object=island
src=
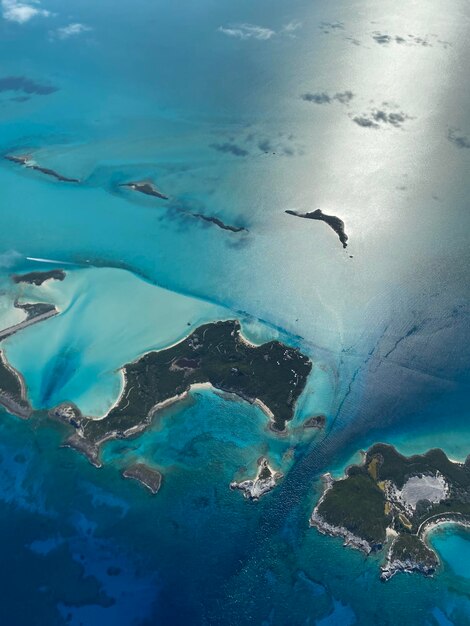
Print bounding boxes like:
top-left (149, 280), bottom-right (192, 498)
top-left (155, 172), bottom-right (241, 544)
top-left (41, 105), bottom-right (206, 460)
top-left (12, 269), bottom-right (66, 286)
top-left (119, 180), bottom-right (168, 200)
top-left (53, 320), bottom-right (312, 467)
top-left (191, 213), bottom-right (247, 233)
top-left (303, 414), bottom-right (326, 429)
top-left (0, 301), bottom-right (59, 342)
top-left (230, 457), bottom-right (283, 500)
top-left (122, 463), bottom-right (162, 494)
top-left (0, 350), bottom-right (32, 419)
top-left (310, 444), bottom-right (470, 580)
top-left (286, 209), bottom-right (348, 248)
top-left (5, 154), bottom-right (80, 183)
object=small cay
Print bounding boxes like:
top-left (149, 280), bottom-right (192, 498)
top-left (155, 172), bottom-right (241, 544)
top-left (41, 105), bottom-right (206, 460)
top-left (286, 209), bottom-right (348, 248)
top-left (120, 180), bottom-right (168, 200)
top-left (192, 213), bottom-right (247, 233)
top-left (122, 463), bottom-right (163, 494)
top-left (13, 269), bottom-right (66, 286)
top-left (230, 457), bottom-right (283, 500)
top-left (5, 154), bottom-right (80, 183)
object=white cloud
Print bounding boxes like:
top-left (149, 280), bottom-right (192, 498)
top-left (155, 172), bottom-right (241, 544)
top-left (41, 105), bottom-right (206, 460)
top-left (218, 20), bottom-right (302, 41)
top-left (218, 23), bottom-right (275, 41)
top-left (2, 0), bottom-right (51, 23)
top-left (53, 22), bottom-right (92, 39)
top-left (282, 20), bottom-right (302, 35)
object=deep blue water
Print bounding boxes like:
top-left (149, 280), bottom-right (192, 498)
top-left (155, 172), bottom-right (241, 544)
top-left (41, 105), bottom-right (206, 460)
top-left (0, 0), bottom-right (469, 624)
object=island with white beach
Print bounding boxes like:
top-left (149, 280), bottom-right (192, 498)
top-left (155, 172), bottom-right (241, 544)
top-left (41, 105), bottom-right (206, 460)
top-left (310, 444), bottom-right (470, 580)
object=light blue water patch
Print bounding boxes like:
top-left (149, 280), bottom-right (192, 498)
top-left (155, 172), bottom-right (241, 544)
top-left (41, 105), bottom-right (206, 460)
top-left (3, 266), bottom-right (229, 414)
top-left (429, 525), bottom-right (470, 580)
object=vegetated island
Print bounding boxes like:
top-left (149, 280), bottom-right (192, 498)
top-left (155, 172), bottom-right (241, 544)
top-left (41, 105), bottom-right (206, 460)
top-left (119, 180), bottom-right (168, 200)
top-left (310, 443), bottom-right (470, 581)
top-left (286, 209), bottom-right (348, 248)
top-left (122, 463), bottom-right (162, 494)
top-left (303, 414), bottom-right (326, 429)
top-left (5, 154), bottom-right (80, 183)
top-left (191, 213), bottom-right (247, 233)
top-left (51, 320), bottom-right (312, 468)
top-left (13, 269), bottom-right (66, 286)
top-left (0, 300), bottom-right (59, 342)
top-left (0, 350), bottom-right (32, 418)
top-left (230, 456), bottom-right (283, 500)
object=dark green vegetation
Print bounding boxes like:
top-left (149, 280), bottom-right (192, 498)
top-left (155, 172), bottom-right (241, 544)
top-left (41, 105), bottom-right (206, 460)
top-left (313, 444), bottom-right (470, 578)
top-left (366, 443), bottom-right (470, 490)
top-left (317, 472), bottom-right (387, 546)
top-left (13, 269), bottom-right (65, 285)
top-left (82, 320), bottom-right (311, 445)
top-left (0, 351), bottom-right (32, 418)
top-left (390, 534), bottom-right (437, 570)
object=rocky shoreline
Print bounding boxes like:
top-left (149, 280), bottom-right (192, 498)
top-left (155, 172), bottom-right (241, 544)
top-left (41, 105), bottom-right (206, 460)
top-left (122, 463), bottom-right (162, 494)
top-left (230, 457), bottom-right (283, 501)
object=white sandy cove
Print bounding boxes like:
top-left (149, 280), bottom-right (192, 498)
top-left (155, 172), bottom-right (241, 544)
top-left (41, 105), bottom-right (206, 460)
top-left (94, 375), bottom-right (276, 427)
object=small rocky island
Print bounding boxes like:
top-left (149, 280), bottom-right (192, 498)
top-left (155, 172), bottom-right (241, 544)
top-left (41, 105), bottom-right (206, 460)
top-left (191, 213), bottom-right (247, 233)
top-left (5, 154), bottom-right (80, 183)
top-left (13, 269), bottom-right (66, 286)
top-left (286, 209), bottom-right (348, 248)
top-left (122, 463), bottom-right (162, 494)
top-left (119, 180), bottom-right (168, 200)
top-left (54, 320), bottom-right (311, 467)
top-left (311, 444), bottom-right (470, 580)
top-left (230, 457), bottom-right (283, 500)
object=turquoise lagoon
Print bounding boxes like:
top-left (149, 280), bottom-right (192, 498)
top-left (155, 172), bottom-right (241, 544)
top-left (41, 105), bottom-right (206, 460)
top-left (0, 0), bottom-right (469, 624)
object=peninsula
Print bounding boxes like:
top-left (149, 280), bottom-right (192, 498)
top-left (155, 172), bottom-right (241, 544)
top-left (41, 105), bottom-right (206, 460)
top-left (286, 209), bottom-right (348, 248)
top-left (5, 154), bottom-right (80, 183)
top-left (310, 444), bottom-right (470, 580)
top-left (0, 301), bottom-right (59, 342)
top-left (119, 180), bottom-right (168, 200)
top-left (0, 350), bottom-right (32, 418)
top-left (55, 320), bottom-right (312, 467)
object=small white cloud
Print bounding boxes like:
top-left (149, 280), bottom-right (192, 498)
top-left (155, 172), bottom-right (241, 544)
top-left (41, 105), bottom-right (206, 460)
top-left (282, 20), bottom-right (302, 35)
top-left (53, 22), bottom-right (92, 39)
top-left (2, 0), bottom-right (51, 23)
top-left (218, 20), bottom-right (302, 41)
top-left (218, 23), bottom-right (275, 41)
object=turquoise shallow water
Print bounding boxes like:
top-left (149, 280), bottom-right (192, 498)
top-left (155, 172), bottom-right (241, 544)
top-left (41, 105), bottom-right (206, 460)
top-left (0, 0), bottom-right (469, 623)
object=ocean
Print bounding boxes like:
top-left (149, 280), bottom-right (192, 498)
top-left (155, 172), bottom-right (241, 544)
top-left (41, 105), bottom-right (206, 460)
top-left (0, 0), bottom-right (469, 623)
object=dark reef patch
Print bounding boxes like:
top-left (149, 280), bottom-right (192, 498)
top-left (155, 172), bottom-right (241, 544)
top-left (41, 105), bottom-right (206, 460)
top-left (0, 76), bottom-right (57, 96)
